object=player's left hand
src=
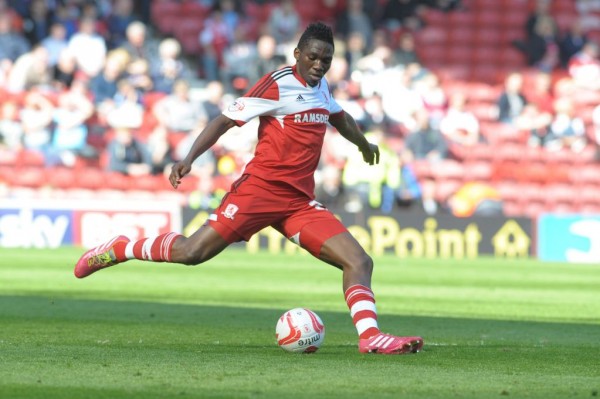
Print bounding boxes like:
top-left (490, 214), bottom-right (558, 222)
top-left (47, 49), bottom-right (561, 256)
top-left (360, 143), bottom-right (380, 165)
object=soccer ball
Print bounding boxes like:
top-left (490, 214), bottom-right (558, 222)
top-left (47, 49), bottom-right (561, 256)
top-left (275, 308), bottom-right (325, 353)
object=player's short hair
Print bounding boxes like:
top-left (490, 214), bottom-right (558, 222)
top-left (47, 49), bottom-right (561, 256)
top-left (297, 22), bottom-right (334, 51)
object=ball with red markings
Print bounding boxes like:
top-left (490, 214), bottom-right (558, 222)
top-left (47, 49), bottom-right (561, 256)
top-left (275, 308), bottom-right (325, 353)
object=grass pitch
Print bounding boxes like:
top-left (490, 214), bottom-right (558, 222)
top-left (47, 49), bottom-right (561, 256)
top-left (0, 247), bottom-right (599, 399)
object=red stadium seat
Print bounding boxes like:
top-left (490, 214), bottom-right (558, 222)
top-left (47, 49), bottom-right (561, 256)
top-left (73, 168), bottom-right (107, 190)
top-left (46, 167), bottom-right (76, 189)
top-left (463, 161), bottom-right (493, 182)
top-left (473, 11), bottom-right (499, 28)
top-left (18, 167), bottom-right (47, 188)
top-left (473, 28), bottom-right (502, 47)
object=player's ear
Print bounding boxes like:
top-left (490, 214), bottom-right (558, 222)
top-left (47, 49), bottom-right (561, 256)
top-left (293, 47), bottom-right (300, 61)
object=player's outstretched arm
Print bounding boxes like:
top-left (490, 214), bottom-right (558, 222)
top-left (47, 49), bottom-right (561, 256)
top-left (169, 114), bottom-right (237, 188)
top-left (329, 111), bottom-right (380, 165)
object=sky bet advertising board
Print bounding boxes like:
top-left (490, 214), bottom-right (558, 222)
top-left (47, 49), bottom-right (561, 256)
top-left (0, 199), bottom-right (181, 249)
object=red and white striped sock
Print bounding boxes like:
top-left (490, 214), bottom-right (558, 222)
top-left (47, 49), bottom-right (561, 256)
top-left (344, 284), bottom-right (381, 339)
top-left (113, 232), bottom-right (181, 263)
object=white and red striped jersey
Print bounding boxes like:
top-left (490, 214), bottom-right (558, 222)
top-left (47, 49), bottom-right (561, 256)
top-left (222, 65), bottom-right (344, 198)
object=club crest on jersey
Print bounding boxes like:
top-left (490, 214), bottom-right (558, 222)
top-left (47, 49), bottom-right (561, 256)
top-left (228, 99), bottom-right (245, 112)
top-left (293, 112), bottom-right (329, 124)
top-left (221, 203), bottom-right (239, 220)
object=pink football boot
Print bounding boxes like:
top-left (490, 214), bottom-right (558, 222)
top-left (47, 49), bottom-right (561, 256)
top-left (74, 235), bottom-right (130, 278)
top-left (359, 333), bottom-right (424, 354)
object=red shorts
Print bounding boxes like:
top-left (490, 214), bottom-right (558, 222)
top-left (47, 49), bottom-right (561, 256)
top-left (208, 174), bottom-right (348, 256)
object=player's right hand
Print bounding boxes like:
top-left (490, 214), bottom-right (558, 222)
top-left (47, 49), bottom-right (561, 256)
top-left (169, 161), bottom-right (192, 189)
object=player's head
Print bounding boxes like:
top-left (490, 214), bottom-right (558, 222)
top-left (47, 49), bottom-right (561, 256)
top-left (294, 22), bottom-right (335, 87)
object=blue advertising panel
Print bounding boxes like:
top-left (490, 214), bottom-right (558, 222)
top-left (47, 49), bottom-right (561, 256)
top-left (0, 207), bottom-right (74, 248)
top-left (538, 215), bottom-right (600, 263)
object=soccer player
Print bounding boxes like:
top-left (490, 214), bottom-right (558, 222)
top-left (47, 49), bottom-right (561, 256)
top-left (74, 22), bottom-right (423, 355)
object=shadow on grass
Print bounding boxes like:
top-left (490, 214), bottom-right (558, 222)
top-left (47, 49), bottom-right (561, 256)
top-left (2, 294), bottom-right (599, 347)
top-left (1, 295), bottom-right (599, 399)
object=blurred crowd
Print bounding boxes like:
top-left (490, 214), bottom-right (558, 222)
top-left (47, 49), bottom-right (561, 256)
top-left (0, 0), bottom-right (599, 217)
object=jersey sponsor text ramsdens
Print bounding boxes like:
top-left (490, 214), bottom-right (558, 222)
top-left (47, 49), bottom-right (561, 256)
top-left (293, 112), bottom-right (329, 123)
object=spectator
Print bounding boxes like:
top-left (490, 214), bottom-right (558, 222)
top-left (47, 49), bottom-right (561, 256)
top-left (345, 32), bottom-right (368, 75)
top-left (48, 80), bottom-right (95, 166)
top-left (251, 34), bottom-right (286, 84)
top-left (496, 71), bottom-right (527, 125)
top-left (332, 82), bottom-right (371, 129)
top-left (342, 125), bottom-right (401, 213)
top-left (218, 0), bottom-right (241, 34)
top-left (381, 0), bottom-right (425, 31)
top-left (106, 126), bottom-right (152, 176)
top-left (515, 103), bottom-right (553, 148)
top-left (145, 124), bottom-right (175, 175)
top-left (41, 22), bottom-right (68, 67)
top-left (526, 70), bottom-right (555, 115)
top-left (363, 92), bottom-right (394, 128)
top-left (152, 79), bottom-right (208, 134)
top-left (106, 0), bottom-right (136, 48)
top-left (67, 17), bottom-right (107, 78)
top-left (425, 0), bottom-right (462, 12)
top-left (53, 3), bottom-right (79, 40)
top-left (20, 91), bottom-right (54, 151)
top-left (439, 92), bottom-right (480, 148)
top-left (199, 8), bottom-right (232, 81)
top-left (380, 67), bottom-right (424, 132)
top-left (201, 80), bottom-right (226, 121)
top-left (0, 100), bottom-right (23, 151)
top-left (52, 48), bottom-right (76, 90)
top-left (80, 2), bottom-right (110, 39)
top-left (559, 18), bottom-right (588, 68)
top-left (415, 72), bottom-right (448, 128)
top-left (336, 0), bottom-right (373, 50)
top-left (221, 24), bottom-right (258, 93)
top-left (315, 165), bottom-right (345, 209)
top-left (267, 0), bottom-right (300, 45)
top-left (118, 21), bottom-right (157, 65)
top-left (395, 151), bottom-right (424, 210)
top-left (0, 12), bottom-right (30, 63)
top-left (105, 78), bottom-right (144, 129)
top-left (7, 45), bottom-right (52, 92)
top-left (514, 15), bottom-right (560, 70)
top-left (546, 97), bottom-right (587, 152)
top-left (151, 38), bottom-right (191, 94)
top-left (402, 108), bottom-right (448, 162)
top-left (524, 0), bottom-right (555, 39)
top-left (568, 41), bottom-right (600, 90)
top-left (90, 49), bottom-right (128, 107)
top-left (21, 0), bottom-right (53, 46)
top-left (0, 0), bottom-right (23, 32)
top-left (393, 32), bottom-right (420, 66)
top-left (126, 58), bottom-right (153, 94)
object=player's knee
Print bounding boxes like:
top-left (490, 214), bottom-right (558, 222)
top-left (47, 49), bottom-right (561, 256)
top-left (344, 251), bottom-right (373, 274)
top-left (358, 252), bottom-right (374, 274)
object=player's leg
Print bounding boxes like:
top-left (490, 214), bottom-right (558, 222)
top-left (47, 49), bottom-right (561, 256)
top-left (74, 224), bottom-right (231, 278)
top-left (280, 206), bottom-right (423, 355)
top-left (317, 229), bottom-right (423, 354)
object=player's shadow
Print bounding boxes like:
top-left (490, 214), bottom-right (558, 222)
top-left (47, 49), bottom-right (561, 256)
top-left (2, 295), bottom-right (598, 350)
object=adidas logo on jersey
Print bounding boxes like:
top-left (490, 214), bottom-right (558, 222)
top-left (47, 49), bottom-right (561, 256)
top-left (296, 94), bottom-right (305, 102)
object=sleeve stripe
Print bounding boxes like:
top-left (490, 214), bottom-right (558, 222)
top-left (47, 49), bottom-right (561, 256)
top-left (246, 75), bottom-right (275, 98)
top-left (246, 68), bottom-right (293, 99)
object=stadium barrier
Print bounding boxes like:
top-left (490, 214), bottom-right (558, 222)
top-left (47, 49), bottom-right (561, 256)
top-left (2, 199), bottom-right (598, 263)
